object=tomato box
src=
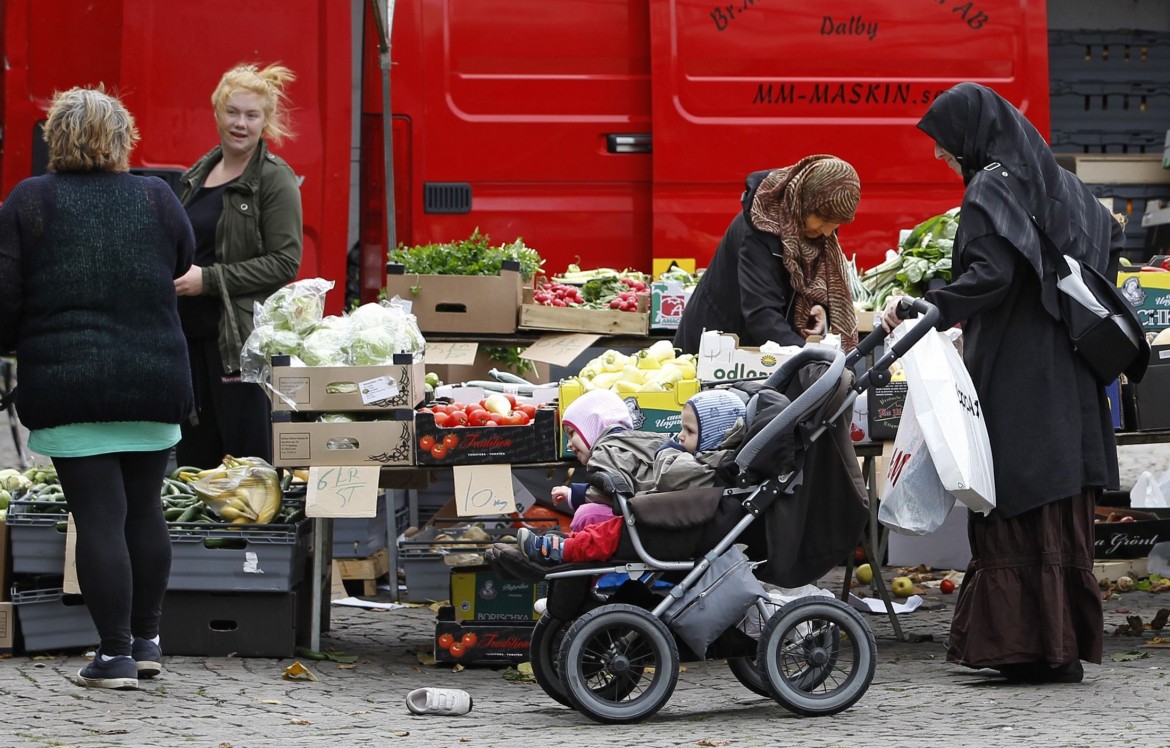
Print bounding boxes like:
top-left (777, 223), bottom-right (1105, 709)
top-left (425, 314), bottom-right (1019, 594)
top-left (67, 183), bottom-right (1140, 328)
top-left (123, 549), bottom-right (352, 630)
top-left (434, 615), bottom-right (535, 665)
top-left (558, 377), bottom-right (700, 457)
top-left (271, 411), bottom-right (415, 467)
top-left (520, 287), bottom-right (649, 336)
top-left (414, 406), bottom-right (559, 465)
top-left (1093, 506), bottom-right (1170, 560)
top-left (385, 262), bottom-right (523, 335)
top-left (449, 566), bottom-right (547, 623)
top-left (269, 355), bottom-right (426, 412)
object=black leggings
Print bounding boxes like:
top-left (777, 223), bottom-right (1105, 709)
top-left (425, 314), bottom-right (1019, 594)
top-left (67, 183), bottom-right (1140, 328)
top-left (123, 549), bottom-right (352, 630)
top-left (53, 449), bottom-right (172, 656)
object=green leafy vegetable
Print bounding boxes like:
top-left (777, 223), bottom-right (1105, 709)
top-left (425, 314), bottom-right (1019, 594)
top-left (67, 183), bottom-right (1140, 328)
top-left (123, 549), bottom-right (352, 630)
top-left (387, 228), bottom-right (544, 282)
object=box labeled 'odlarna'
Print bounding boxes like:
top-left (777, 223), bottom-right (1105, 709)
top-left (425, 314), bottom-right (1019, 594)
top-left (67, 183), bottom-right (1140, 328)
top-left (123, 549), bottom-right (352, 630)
top-left (696, 331), bottom-right (798, 383)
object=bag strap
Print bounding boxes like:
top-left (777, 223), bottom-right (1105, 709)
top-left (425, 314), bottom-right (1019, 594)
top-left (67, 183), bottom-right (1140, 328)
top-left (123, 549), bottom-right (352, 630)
top-left (984, 162), bottom-right (1074, 280)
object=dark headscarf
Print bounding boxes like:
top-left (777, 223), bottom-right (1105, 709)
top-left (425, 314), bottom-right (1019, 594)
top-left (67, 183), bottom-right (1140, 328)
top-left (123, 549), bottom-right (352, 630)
top-left (748, 155), bottom-right (862, 350)
top-left (917, 82), bottom-right (1116, 318)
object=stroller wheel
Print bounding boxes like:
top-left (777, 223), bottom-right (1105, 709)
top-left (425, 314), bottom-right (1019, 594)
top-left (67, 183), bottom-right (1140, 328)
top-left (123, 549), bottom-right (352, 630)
top-left (558, 603), bottom-right (679, 724)
top-left (756, 596), bottom-right (876, 717)
top-left (530, 616), bottom-right (574, 708)
top-left (727, 657), bottom-right (771, 697)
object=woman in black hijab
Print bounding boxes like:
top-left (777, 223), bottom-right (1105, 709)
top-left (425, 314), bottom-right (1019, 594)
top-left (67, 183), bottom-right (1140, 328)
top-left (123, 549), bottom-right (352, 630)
top-left (881, 82), bottom-right (1123, 684)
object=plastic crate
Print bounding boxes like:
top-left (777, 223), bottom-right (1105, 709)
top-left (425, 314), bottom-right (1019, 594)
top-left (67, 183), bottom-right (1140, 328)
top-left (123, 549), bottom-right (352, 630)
top-left (6, 500), bottom-right (67, 575)
top-left (11, 585), bottom-right (98, 653)
top-left (332, 492), bottom-right (390, 559)
top-left (166, 517), bottom-right (311, 593)
top-left (398, 522), bottom-right (518, 604)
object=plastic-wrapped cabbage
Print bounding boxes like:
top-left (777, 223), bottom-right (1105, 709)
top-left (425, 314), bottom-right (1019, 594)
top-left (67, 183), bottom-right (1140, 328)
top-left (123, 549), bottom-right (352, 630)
top-left (318, 413), bottom-right (356, 423)
top-left (256, 278), bottom-right (335, 333)
top-left (346, 325), bottom-right (400, 366)
top-left (345, 302), bottom-right (426, 356)
top-left (240, 324), bottom-right (305, 383)
top-left (300, 325), bottom-right (350, 367)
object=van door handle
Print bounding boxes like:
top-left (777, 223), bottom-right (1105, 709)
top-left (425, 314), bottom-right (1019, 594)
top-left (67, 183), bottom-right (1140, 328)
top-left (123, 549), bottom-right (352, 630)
top-left (606, 133), bottom-right (652, 154)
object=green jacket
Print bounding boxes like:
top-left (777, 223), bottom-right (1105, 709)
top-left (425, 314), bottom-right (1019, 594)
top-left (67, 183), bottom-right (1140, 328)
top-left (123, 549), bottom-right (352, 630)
top-left (180, 139), bottom-right (303, 373)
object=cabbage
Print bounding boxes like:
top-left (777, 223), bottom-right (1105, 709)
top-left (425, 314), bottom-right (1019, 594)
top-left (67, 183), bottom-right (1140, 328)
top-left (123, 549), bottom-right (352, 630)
top-left (346, 326), bottom-right (399, 366)
top-left (300, 326), bottom-right (349, 367)
top-left (344, 302), bottom-right (426, 356)
top-left (256, 278), bottom-right (334, 333)
top-left (239, 324), bottom-right (304, 383)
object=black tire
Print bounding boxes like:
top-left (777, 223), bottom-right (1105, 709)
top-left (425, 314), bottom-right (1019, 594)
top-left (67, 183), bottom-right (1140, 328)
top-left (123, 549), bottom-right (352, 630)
top-left (725, 596), bottom-right (782, 697)
top-left (530, 615), bottom-right (573, 707)
top-left (756, 596), bottom-right (876, 717)
top-left (558, 603), bottom-right (679, 724)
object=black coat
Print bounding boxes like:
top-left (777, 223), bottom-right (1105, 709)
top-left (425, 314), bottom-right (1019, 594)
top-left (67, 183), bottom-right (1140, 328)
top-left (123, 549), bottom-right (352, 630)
top-left (674, 171), bottom-right (806, 354)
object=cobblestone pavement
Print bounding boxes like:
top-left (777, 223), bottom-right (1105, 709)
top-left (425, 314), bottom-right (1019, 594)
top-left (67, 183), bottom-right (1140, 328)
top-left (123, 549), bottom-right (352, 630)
top-left (5, 394), bottom-right (1170, 747)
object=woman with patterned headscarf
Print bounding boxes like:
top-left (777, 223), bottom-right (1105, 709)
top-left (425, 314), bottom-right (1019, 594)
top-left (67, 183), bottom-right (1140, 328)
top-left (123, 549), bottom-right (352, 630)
top-left (674, 155), bottom-right (862, 354)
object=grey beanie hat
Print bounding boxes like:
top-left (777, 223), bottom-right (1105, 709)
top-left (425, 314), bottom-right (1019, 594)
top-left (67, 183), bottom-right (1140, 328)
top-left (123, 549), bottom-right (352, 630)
top-left (686, 389), bottom-right (746, 452)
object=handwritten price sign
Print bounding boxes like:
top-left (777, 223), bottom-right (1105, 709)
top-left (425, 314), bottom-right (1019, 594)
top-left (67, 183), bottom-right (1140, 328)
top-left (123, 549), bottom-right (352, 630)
top-left (452, 464), bottom-right (516, 516)
top-left (306, 466), bottom-right (380, 518)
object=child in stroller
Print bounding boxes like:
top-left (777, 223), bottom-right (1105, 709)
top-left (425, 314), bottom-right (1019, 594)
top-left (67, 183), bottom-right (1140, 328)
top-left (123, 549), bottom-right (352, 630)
top-left (487, 298), bottom-right (940, 725)
top-left (521, 388), bottom-right (748, 565)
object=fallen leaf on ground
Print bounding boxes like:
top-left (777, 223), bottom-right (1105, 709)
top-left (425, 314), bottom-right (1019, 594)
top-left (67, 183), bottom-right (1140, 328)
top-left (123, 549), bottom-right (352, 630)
top-left (698, 740), bottom-right (731, 747)
top-left (256, 698), bottom-right (282, 705)
top-left (290, 719), bottom-right (311, 726)
top-left (1110, 651), bottom-right (1150, 662)
top-left (392, 731), bottom-right (410, 738)
top-left (417, 652), bottom-right (437, 666)
top-left (282, 661), bottom-right (318, 681)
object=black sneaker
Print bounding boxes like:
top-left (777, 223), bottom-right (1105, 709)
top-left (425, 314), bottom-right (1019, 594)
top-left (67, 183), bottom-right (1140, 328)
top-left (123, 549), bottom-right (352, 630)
top-left (132, 638), bottom-right (162, 679)
top-left (77, 651), bottom-right (138, 690)
top-left (517, 528), bottom-right (564, 565)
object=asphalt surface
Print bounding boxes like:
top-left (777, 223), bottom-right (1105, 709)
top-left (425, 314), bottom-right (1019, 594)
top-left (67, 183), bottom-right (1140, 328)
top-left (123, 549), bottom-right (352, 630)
top-left (4, 387), bottom-right (1170, 747)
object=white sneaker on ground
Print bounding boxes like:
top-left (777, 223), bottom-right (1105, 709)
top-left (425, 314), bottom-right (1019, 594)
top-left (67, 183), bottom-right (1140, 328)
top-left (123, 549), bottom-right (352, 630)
top-left (406, 687), bottom-right (473, 716)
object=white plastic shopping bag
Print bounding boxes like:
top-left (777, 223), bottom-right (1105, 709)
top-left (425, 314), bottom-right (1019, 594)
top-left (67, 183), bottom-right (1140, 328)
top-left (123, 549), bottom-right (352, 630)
top-left (879, 393), bottom-right (957, 535)
top-left (894, 319), bottom-right (996, 514)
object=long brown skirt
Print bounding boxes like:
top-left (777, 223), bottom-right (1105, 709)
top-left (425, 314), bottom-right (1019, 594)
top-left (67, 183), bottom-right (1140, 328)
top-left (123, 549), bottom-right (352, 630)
top-left (946, 489), bottom-right (1103, 669)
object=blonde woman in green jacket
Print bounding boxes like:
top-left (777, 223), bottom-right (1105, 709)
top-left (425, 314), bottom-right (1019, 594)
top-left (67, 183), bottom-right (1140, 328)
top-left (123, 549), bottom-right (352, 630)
top-left (174, 62), bottom-right (303, 468)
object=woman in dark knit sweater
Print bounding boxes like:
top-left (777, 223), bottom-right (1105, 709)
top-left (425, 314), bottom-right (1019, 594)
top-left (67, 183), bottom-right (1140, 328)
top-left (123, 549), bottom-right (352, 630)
top-left (0, 87), bottom-right (195, 690)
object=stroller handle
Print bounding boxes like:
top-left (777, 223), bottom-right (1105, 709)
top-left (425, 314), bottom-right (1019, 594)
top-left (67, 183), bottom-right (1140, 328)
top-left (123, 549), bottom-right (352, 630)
top-left (851, 297), bottom-right (940, 394)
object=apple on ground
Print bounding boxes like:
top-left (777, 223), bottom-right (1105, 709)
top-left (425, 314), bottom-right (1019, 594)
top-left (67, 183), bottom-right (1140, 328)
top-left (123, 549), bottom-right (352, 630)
top-left (891, 576), bottom-right (915, 598)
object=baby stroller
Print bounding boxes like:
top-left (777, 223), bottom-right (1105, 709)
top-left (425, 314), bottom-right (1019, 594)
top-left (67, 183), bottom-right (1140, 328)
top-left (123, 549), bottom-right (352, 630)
top-left (492, 298), bottom-right (940, 724)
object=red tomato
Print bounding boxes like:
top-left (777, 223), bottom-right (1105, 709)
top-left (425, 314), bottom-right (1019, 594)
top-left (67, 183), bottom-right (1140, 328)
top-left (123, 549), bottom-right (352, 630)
top-left (432, 411), bottom-right (451, 428)
top-left (511, 411), bottom-right (531, 426)
top-left (448, 642), bottom-right (466, 658)
top-left (939, 579), bottom-right (956, 594)
top-left (452, 402), bottom-right (466, 412)
top-left (460, 632), bottom-right (478, 648)
top-left (418, 435), bottom-right (436, 451)
top-left (517, 404), bottom-right (537, 419)
top-left (437, 632), bottom-right (455, 650)
top-left (448, 411), bottom-right (469, 427)
top-left (504, 394), bottom-right (518, 408)
top-left (430, 443), bottom-right (449, 459)
top-left (486, 417), bottom-right (502, 427)
top-left (442, 433), bottom-right (459, 449)
top-left (467, 409), bottom-right (490, 427)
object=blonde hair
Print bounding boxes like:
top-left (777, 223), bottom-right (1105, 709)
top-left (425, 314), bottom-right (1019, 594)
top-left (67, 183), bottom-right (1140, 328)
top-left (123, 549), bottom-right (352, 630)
top-left (44, 86), bottom-right (139, 173)
top-left (211, 62), bottom-right (296, 145)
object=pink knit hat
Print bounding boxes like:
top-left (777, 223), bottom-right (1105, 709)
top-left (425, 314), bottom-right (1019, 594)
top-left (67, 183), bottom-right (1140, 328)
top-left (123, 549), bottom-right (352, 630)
top-left (562, 390), bottom-right (633, 450)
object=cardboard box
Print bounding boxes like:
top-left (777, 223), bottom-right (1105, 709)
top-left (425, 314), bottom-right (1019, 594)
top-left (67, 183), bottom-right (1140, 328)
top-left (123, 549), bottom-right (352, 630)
top-left (0, 602), bottom-right (12, 653)
top-left (696, 331), bottom-right (799, 383)
top-left (1116, 270), bottom-right (1170, 335)
top-left (887, 503), bottom-right (972, 570)
top-left (867, 375), bottom-right (908, 441)
top-left (449, 566), bottom-right (547, 623)
top-left (424, 348), bottom-right (551, 393)
top-left (1093, 507), bottom-right (1170, 560)
top-left (520, 288), bottom-right (649, 335)
top-left (414, 406), bottom-right (559, 466)
top-left (385, 263), bottom-right (522, 334)
top-left (434, 384), bottom-right (559, 408)
top-left (1056, 154), bottom-right (1170, 185)
top-left (1121, 346), bottom-right (1170, 431)
top-left (271, 412), bottom-right (415, 467)
top-left (558, 377), bottom-right (701, 457)
top-left (434, 616), bottom-right (536, 665)
top-left (270, 356), bottom-right (426, 412)
top-left (650, 280), bottom-right (692, 330)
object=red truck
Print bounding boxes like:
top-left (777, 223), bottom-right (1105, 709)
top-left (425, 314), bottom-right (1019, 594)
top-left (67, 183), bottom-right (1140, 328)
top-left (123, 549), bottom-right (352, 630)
top-left (0, 0), bottom-right (1050, 313)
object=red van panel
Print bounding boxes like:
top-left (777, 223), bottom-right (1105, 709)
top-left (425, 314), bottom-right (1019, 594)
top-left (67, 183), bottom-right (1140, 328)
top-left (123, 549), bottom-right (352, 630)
top-left (649, 0), bottom-right (1050, 269)
top-left (1, 0), bottom-right (352, 313)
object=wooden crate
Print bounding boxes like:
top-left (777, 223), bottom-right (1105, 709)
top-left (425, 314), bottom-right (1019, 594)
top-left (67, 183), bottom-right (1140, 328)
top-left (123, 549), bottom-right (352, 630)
top-left (333, 547), bottom-right (390, 596)
top-left (519, 288), bottom-right (649, 335)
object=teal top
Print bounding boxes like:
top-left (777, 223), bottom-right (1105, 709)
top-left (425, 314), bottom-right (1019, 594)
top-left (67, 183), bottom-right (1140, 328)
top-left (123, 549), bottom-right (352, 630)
top-left (28, 422), bottom-right (181, 458)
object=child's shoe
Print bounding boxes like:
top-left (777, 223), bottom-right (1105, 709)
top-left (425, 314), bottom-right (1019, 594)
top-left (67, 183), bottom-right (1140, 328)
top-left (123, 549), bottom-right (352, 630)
top-left (406, 687), bottom-right (473, 715)
top-left (77, 650), bottom-right (138, 690)
top-left (517, 528), bottom-right (564, 565)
